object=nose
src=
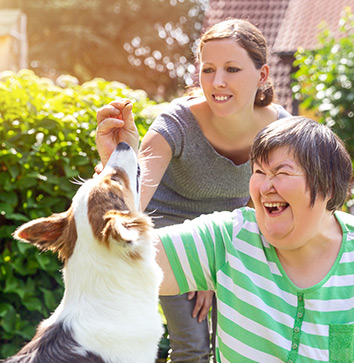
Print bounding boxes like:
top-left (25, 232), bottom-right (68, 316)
top-left (212, 69), bottom-right (226, 88)
top-left (259, 175), bottom-right (276, 196)
top-left (115, 142), bottom-right (131, 152)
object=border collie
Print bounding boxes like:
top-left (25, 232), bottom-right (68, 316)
top-left (4, 142), bottom-right (163, 363)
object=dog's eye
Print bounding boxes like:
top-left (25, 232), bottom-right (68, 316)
top-left (110, 174), bottom-right (121, 183)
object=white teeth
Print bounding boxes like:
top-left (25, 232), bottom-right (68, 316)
top-left (214, 95), bottom-right (229, 101)
top-left (264, 202), bottom-right (287, 208)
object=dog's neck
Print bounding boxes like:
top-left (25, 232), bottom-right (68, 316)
top-left (47, 229), bottom-right (162, 361)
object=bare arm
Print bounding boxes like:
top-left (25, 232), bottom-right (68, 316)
top-left (139, 130), bottom-right (172, 211)
top-left (155, 235), bottom-right (180, 295)
top-left (142, 129), bottom-right (213, 322)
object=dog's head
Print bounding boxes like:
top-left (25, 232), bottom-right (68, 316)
top-left (13, 143), bottom-right (153, 263)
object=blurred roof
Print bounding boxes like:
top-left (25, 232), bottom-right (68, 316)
top-left (204, 0), bottom-right (291, 49)
top-left (273, 0), bottom-right (353, 53)
top-left (203, 0), bottom-right (354, 112)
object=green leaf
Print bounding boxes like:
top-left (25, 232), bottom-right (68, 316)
top-left (40, 287), bottom-right (61, 311)
top-left (1, 343), bottom-right (19, 360)
top-left (22, 296), bottom-right (43, 312)
top-left (5, 213), bottom-right (29, 222)
top-left (16, 321), bottom-right (36, 340)
top-left (16, 241), bottom-right (35, 255)
top-left (0, 203), bottom-right (13, 215)
top-left (1, 304), bottom-right (16, 333)
top-left (16, 177), bottom-right (38, 189)
top-left (0, 191), bottom-right (18, 205)
top-left (0, 303), bottom-right (14, 317)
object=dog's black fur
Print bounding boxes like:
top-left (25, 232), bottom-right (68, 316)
top-left (2, 322), bottom-right (105, 363)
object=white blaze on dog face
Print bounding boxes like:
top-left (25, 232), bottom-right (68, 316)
top-left (80, 142), bottom-right (150, 257)
top-left (99, 142), bottom-right (141, 210)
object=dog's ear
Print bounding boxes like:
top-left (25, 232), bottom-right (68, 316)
top-left (13, 209), bottom-right (77, 262)
top-left (101, 211), bottom-right (150, 246)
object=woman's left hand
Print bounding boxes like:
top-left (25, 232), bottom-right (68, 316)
top-left (188, 290), bottom-right (214, 323)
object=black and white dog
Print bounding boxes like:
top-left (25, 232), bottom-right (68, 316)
top-left (4, 143), bottom-right (163, 363)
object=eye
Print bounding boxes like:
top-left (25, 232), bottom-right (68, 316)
top-left (253, 168), bottom-right (265, 175)
top-left (227, 67), bottom-right (240, 73)
top-left (202, 67), bottom-right (214, 74)
top-left (276, 170), bottom-right (290, 177)
top-left (110, 174), bottom-right (122, 183)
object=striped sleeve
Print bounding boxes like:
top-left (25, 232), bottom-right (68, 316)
top-left (158, 211), bottom-right (234, 293)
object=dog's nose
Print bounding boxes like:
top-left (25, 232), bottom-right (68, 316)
top-left (115, 142), bottom-right (131, 152)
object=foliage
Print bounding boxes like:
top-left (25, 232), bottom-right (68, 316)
top-left (0, 70), bottom-right (161, 358)
top-left (292, 6), bottom-right (354, 159)
top-left (0, 0), bottom-right (208, 99)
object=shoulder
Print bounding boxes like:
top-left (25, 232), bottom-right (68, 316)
top-left (196, 207), bottom-right (257, 240)
top-left (272, 103), bottom-right (292, 119)
top-left (150, 97), bottom-right (193, 129)
top-left (255, 104), bottom-right (289, 129)
top-left (164, 96), bottom-right (191, 114)
top-left (187, 96), bottom-right (209, 122)
top-left (158, 207), bottom-right (252, 239)
top-left (335, 211), bottom-right (354, 234)
top-left (231, 207), bottom-right (258, 233)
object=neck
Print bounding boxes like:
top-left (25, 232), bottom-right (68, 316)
top-left (276, 214), bottom-right (342, 288)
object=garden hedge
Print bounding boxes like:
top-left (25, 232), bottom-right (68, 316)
top-left (0, 70), bottom-right (168, 358)
top-left (292, 7), bottom-right (354, 159)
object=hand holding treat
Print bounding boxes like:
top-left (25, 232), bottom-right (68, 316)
top-left (96, 99), bottom-right (139, 167)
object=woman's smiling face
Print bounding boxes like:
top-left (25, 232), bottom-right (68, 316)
top-left (199, 39), bottom-right (268, 117)
top-left (250, 146), bottom-right (330, 251)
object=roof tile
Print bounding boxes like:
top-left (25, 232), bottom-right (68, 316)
top-left (273, 0), bottom-right (354, 53)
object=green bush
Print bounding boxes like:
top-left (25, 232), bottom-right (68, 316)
top-left (0, 70), bottom-right (162, 358)
top-left (292, 7), bottom-right (354, 159)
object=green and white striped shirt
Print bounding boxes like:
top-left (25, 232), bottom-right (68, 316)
top-left (159, 207), bottom-right (354, 363)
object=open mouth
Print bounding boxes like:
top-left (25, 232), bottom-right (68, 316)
top-left (213, 94), bottom-right (232, 102)
top-left (264, 202), bottom-right (289, 215)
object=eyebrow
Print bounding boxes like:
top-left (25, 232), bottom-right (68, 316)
top-left (272, 163), bottom-right (294, 172)
top-left (253, 161), bottom-right (295, 172)
top-left (201, 60), bottom-right (241, 66)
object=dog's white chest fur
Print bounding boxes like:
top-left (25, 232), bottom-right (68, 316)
top-left (57, 232), bottom-right (163, 362)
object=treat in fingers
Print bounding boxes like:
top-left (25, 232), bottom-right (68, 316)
top-left (96, 99), bottom-right (139, 167)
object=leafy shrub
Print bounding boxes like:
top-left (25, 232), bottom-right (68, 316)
top-left (292, 7), bottom-right (354, 159)
top-left (0, 70), bottom-right (162, 358)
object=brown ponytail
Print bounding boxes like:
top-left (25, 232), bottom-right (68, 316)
top-left (255, 79), bottom-right (274, 107)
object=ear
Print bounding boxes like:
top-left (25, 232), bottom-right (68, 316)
top-left (101, 211), bottom-right (150, 246)
top-left (258, 64), bottom-right (269, 85)
top-left (12, 209), bottom-right (77, 262)
top-left (14, 213), bottom-right (67, 248)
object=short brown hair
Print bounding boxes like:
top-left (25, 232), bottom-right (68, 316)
top-left (250, 116), bottom-right (353, 212)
